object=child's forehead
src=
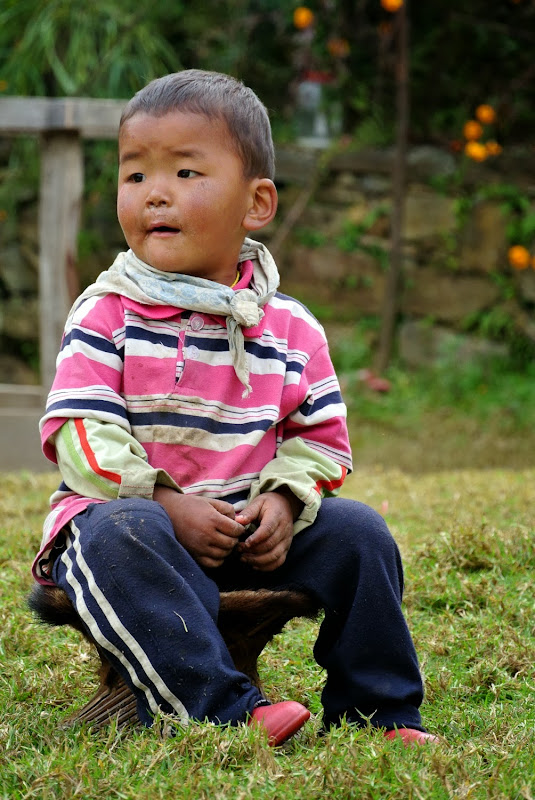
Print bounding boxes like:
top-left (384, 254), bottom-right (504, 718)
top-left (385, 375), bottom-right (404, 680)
top-left (119, 110), bottom-right (233, 151)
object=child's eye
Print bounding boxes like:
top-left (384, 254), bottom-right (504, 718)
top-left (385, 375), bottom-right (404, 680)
top-left (177, 169), bottom-right (198, 179)
top-left (128, 173), bottom-right (145, 183)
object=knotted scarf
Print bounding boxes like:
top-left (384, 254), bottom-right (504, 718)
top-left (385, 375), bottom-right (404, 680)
top-left (66, 238), bottom-right (280, 397)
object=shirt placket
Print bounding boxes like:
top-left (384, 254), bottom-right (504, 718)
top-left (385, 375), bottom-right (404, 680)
top-left (175, 312), bottom-right (204, 387)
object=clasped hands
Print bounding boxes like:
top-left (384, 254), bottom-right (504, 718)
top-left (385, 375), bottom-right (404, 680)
top-left (153, 486), bottom-right (302, 571)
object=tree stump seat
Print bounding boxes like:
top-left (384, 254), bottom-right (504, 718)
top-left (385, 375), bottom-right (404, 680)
top-left (29, 583), bottom-right (320, 729)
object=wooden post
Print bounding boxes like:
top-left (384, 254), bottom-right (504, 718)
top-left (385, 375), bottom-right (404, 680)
top-left (0, 96), bottom-right (125, 470)
top-left (38, 131), bottom-right (83, 394)
top-left (375, 2), bottom-right (409, 374)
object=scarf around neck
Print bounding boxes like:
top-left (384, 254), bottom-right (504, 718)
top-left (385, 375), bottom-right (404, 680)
top-left (68, 238), bottom-right (280, 397)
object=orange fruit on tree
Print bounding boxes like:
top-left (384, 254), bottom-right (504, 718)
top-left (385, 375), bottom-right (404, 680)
top-left (381, 0), bottom-right (403, 10)
top-left (475, 104), bottom-right (496, 125)
top-left (508, 245), bottom-right (531, 270)
top-left (463, 120), bottom-right (483, 141)
top-left (327, 37), bottom-right (350, 57)
top-left (485, 140), bottom-right (502, 156)
top-left (293, 6), bottom-right (315, 29)
top-left (464, 141), bottom-right (487, 162)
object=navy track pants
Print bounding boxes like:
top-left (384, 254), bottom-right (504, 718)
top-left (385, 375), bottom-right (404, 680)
top-left (52, 496), bottom-right (424, 731)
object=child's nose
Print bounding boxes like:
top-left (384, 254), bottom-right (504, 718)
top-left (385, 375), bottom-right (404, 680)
top-left (146, 182), bottom-right (171, 207)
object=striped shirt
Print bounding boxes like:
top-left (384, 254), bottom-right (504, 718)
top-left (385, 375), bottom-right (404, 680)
top-left (34, 259), bottom-right (352, 582)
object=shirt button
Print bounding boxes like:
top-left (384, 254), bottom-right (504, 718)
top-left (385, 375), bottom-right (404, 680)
top-left (190, 316), bottom-right (204, 331)
top-left (186, 345), bottom-right (200, 359)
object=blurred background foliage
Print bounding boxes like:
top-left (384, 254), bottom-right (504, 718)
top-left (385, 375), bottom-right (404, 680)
top-left (2, 0), bottom-right (534, 264)
top-left (1, 1), bottom-right (535, 364)
top-left (1, 0), bottom-right (534, 144)
top-left (1, 0), bottom-right (535, 466)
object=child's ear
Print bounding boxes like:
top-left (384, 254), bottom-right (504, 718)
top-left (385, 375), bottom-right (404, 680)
top-left (243, 179), bottom-right (278, 231)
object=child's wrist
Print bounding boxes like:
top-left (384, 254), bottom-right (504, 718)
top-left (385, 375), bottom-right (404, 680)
top-left (153, 484), bottom-right (180, 503)
top-left (272, 486), bottom-right (303, 522)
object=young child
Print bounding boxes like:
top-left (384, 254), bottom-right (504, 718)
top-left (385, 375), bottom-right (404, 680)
top-left (33, 69), bottom-right (438, 746)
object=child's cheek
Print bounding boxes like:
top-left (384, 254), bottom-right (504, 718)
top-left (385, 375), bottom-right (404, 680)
top-left (185, 182), bottom-right (209, 215)
top-left (117, 190), bottom-right (137, 234)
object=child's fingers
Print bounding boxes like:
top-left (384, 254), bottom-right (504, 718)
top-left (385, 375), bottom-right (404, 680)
top-left (241, 538), bottom-right (290, 571)
top-left (235, 497), bottom-right (262, 526)
top-left (241, 519), bottom-right (270, 547)
top-left (197, 553), bottom-right (227, 569)
top-left (240, 517), bottom-right (290, 555)
top-left (216, 514), bottom-right (245, 539)
top-left (208, 498), bottom-right (237, 519)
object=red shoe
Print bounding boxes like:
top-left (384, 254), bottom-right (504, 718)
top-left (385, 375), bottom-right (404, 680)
top-left (384, 727), bottom-right (440, 746)
top-left (249, 701), bottom-right (310, 746)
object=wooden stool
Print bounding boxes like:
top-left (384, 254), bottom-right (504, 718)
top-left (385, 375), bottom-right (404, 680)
top-left (29, 583), bottom-right (320, 729)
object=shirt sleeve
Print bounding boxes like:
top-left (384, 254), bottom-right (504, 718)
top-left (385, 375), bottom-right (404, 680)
top-left (248, 340), bottom-right (352, 533)
top-left (40, 293), bottom-right (134, 462)
top-left (54, 417), bottom-right (181, 501)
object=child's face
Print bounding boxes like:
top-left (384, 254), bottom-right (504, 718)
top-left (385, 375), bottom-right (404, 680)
top-left (117, 111), bottom-right (260, 284)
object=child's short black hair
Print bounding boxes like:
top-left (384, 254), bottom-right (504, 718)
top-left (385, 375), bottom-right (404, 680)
top-left (120, 69), bottom-right (275, 180)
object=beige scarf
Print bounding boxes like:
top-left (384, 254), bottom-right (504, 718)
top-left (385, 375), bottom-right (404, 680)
top-left (68, 238), bottom-right (280, 397)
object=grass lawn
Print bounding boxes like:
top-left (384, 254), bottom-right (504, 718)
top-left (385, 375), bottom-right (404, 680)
top-left (1, 363), bottom-right (535, 799)
top-left (1, 460), bottom-right (534, 799)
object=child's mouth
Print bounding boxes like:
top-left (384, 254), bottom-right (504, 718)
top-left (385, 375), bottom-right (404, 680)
top-left (149, 225), bottom-right (180, 236)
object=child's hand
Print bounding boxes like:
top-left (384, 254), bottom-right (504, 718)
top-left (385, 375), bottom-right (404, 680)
top-left (153, 487), bottom-right (245, 568)
top-left (236, 490), bottom-right (301, 571)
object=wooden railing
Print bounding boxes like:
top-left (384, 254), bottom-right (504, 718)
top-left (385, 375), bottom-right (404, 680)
top-left (0, 96), bottom-right (126, 469)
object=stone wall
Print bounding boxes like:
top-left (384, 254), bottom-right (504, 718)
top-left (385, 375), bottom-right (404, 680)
top-left (1, 142), bottom-right (534, 384)
top-left (269, 144), bottom-right (535, 367)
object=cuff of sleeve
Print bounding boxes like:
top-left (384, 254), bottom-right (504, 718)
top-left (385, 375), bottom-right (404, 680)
top-left (117, 466), bottom-right (181, 500)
